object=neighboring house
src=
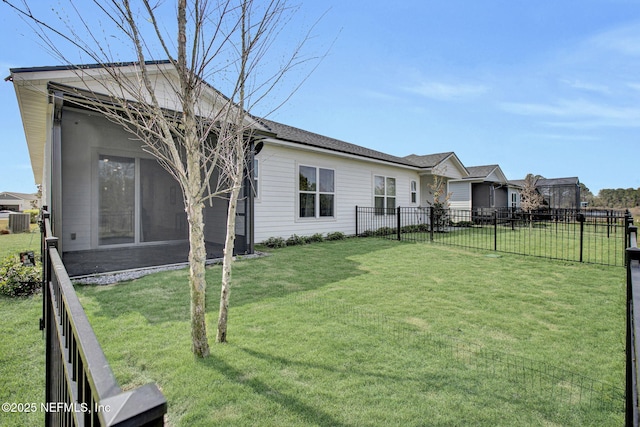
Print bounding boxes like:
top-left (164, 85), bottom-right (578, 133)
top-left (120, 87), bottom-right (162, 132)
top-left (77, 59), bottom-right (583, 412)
top-left (0, 191), bottom-right (38, 211)
top-left (448, 164), bottom-right (521, 212)
top-left (402, 152), bottom-right (469, 209)
top-left (509, 177), bottom-right (580, 210)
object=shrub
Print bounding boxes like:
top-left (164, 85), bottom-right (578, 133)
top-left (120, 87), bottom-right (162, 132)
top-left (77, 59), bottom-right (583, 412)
top-left (375, 227), bottom-right (396, 236)
top-left (326, 231), bottom-right (346, 241)
top-left (262, 237), bottom-right (286, 249)
top-left (23, 209), bottom-right (40, 224)
top-left (308, 233), bottom-right (325, 243)
top-left (0, 253), bottom-right (42, 297)
top-left (286, 234), bottom-right (308, 246)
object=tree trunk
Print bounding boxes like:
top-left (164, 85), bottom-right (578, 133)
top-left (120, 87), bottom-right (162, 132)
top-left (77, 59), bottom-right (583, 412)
top-left (216, 180), bottom-right (241, 343)
top-left (186, 194), bottom-right (210, 357)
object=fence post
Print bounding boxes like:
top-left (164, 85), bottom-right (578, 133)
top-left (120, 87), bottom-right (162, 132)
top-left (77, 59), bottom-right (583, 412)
top-left (355, 205), bottom-right (359, 236)
top-left (626, 210), bottom-right (634, 255)
top-left (626, 224), bottom-right (640, 426)
top-left (396, 207), bottom-right (401, 241)
top-left (577, 213), bottom-right (586, 263)
top-left (493, 210), bottom-right (498, 251)
top-left (429, 207), bottom-right (434, 242)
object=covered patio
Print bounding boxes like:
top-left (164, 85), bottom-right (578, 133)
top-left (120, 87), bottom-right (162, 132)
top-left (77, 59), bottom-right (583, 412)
top-left (63, 241), bottom-right (224, 277)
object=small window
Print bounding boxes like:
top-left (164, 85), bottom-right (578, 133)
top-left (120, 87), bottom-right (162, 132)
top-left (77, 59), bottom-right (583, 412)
top-left (410, 180), bottom-right (417, 204)
top-left (299, 165), bottom-right (335, 218)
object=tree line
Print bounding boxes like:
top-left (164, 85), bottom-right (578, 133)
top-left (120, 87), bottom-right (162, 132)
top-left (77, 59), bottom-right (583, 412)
top-left (581, 184), bottom-right (640, 209)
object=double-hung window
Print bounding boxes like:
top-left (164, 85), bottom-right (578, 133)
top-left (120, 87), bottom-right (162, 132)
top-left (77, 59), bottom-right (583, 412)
top-left (374, 175), bottom-right (396, 215)
top-left (299, 165), bottom-right (335, 218)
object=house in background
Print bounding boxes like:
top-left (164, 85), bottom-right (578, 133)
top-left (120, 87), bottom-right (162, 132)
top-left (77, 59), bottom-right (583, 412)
top-left (402, 152), bottom-right (469, 208)
top-left (0, 191), bottom-right (39, 212)
top-left (509, 177), bottom-right (581, 210)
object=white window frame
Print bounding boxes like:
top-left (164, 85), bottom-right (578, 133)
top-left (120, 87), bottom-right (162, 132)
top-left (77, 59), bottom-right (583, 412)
top-left (298, 164), bottom-right (335, 219)
top-left (374, 175), bottom-right (396, 215)
top-left (410, 180), bottom-right (417, 204)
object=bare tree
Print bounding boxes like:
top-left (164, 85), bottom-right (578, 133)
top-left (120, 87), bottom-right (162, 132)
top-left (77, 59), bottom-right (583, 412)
top-left (520, 173), bottom-right (544, 227)
top-left (5, 0), bottom-right (321, 356)
top-left (426, 169), bottom-right (452, 232)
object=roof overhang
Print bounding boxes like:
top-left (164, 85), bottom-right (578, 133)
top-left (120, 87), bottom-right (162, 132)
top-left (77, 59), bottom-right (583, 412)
top-left (9, 61), bottom-right (271, 184)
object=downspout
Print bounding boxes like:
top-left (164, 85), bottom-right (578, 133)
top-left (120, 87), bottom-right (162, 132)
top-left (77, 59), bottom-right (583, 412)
top-left (51, 91), bottom-right (64, 250)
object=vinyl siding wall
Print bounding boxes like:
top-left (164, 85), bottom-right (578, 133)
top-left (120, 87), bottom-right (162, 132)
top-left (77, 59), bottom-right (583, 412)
top-left (448, 181), bottom-right (471, 210)
top-left (254, 143), bottom-right (420, 242)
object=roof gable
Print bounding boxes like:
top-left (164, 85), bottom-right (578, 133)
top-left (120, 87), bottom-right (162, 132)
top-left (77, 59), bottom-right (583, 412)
top-left (466, 164), bottom-right (508, 183)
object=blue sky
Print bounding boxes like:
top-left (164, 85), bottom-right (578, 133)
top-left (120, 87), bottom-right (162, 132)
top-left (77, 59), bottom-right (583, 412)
top-left (1, 0), bottom-right (639, 195)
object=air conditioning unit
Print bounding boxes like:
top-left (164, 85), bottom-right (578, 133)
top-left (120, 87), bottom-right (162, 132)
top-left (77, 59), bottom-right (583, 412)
top-left (9, 213), bottom-right (31, 233)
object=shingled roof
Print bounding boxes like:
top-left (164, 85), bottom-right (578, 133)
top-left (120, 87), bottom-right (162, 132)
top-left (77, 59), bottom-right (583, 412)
top-left (402, 152), bottom-right (455, 168)
top-left (260, 118), bottom-right (418, 167)
top-left (466, 165), bottom-right (499, 179)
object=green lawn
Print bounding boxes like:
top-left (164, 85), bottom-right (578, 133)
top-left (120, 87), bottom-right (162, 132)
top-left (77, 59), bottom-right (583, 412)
top-left (0, 230), bottom-right (44, 427)
top-left (401, 221), bottom-right (628, 266)
top-left (78, 239), bottom-right (625, 426)
top-left (0, 226), bottom-right (40, 258)
top-left (0, 237), bottom-right (626, 426)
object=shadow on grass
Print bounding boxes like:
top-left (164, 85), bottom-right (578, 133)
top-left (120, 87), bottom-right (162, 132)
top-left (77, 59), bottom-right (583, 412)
top-left (76, 239), bottom-right (400, 325)
top-left (199, 353), bottom-right (349, 427)
top-left (237, 346), bottom-right (417, 384)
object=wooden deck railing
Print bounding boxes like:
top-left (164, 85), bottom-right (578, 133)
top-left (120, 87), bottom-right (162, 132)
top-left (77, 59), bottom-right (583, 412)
top-left (40, 208), bottom-right (166, 426)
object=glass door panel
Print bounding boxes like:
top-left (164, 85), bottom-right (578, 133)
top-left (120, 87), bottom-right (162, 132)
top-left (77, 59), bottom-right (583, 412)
top-left (99, 155), bottom-right (135, 245)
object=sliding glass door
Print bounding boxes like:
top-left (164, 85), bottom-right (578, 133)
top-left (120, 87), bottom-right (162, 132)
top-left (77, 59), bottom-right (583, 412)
top-left (98, 155), bottom-right (135, 245)
top-left (98, 154), bottom-right (187, 246)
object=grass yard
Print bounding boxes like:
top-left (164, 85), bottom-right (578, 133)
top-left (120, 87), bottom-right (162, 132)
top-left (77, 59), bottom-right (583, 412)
top-left (0, 229), bottom-right (44, 427)
top-left (0, 227), bottom-right (40, 258)
top-left (422, 221), bottom-right (628, 266)
top-left (69, 238), bottom-right (626, 426)
top-left (0, 235), bottom-right (626, 426)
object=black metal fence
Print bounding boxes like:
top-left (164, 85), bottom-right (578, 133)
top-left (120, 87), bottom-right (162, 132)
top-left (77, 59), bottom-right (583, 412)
top-left (356, 206), bottom-right (632, 266)
top-left (626, 221), bottom-right (640, 426)
top-left (40, 208), bottom-right (166, 426)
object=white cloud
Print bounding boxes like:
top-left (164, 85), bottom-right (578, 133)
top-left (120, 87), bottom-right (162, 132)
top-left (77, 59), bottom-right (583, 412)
top-left (500, 98), bottom-right (640, 128)
top-left (403, 81), bottom-right (488, 101)
top-left (561, 79), bottom-right (610, 95)
top-left (589, 23), bottom-right (640, 56)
